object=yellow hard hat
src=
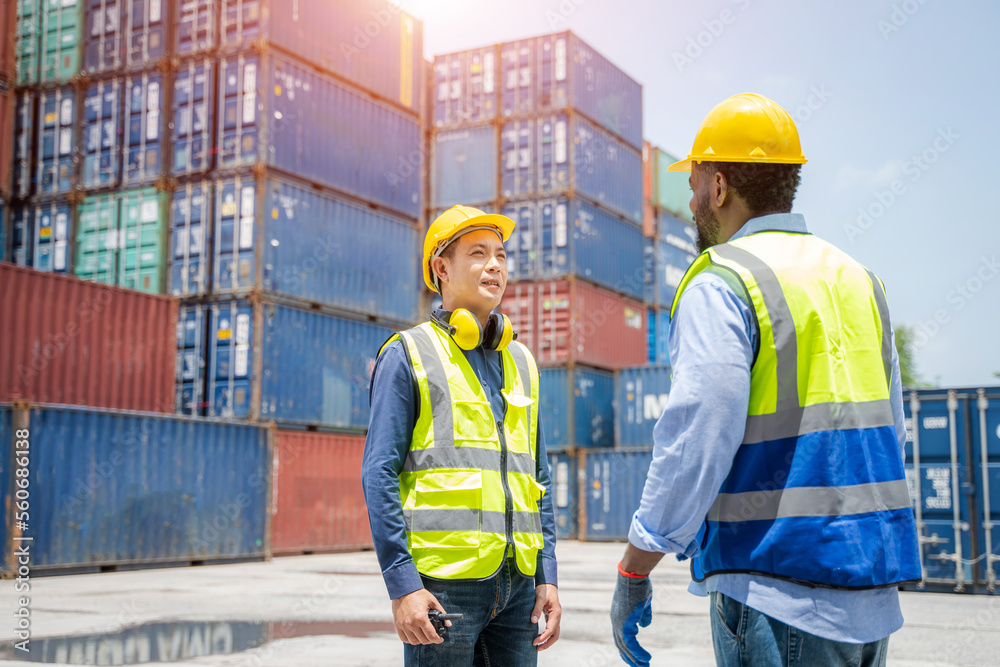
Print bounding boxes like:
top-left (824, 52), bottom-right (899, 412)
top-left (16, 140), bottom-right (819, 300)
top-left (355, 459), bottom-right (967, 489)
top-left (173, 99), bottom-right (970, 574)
top-left (668, 93), bottom-right (807, 172)
top-left (423, 205), bottom-right (515, 292)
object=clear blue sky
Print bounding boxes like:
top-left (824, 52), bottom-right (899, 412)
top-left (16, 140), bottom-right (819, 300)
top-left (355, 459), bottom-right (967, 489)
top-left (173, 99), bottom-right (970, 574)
top-left (399, 0), bottom-right (1000, 388)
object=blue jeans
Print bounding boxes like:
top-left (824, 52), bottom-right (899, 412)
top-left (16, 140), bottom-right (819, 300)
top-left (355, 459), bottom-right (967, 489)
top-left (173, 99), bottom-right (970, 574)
top-left (710, 592), bottom-right (890, 667)
top-left (404, 558), bottom-right (538, 666)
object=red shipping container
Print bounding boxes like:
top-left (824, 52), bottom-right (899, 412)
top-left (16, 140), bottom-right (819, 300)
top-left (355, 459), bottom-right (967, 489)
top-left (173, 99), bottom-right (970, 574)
top-left (501, 279), bottom-right (647, 370)
top-left (0, 0), bottom-right (14, 83)
top-left (642, 140), bottom-right (655, 238)
top-left (272, 430), bottom-right (373, 555)
top-left (0, 264), bottom-right (176, 411)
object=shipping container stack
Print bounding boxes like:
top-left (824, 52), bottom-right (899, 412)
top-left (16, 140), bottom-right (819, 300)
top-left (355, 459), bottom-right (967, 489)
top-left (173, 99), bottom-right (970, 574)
top-left (429, 32), bottom-right (647, 540)
top-left (0, 0), bottom-right (15, 258)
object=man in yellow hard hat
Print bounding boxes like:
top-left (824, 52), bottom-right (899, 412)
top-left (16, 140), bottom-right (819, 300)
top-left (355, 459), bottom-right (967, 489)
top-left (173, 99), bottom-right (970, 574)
top-left (362, 205), bottom-right (561, 665)
top-left (610, 94), bottom-right (920, 666)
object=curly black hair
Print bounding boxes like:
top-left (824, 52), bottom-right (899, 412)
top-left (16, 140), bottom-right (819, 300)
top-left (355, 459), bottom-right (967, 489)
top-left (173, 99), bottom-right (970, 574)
top-left (699, 161), bottom-right (802, 215)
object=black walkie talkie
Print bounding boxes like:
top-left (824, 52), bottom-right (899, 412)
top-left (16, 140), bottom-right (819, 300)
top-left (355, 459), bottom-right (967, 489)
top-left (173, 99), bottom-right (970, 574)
top-left (428, 610), bottom-right (463, 639)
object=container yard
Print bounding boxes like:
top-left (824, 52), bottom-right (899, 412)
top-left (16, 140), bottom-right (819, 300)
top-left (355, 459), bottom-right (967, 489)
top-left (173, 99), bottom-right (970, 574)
top-left (0, 0), bottom-right (997, 665)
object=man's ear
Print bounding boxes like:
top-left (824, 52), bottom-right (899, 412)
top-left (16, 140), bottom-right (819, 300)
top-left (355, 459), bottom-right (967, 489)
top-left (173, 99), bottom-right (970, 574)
top-left (714, 171), bottom-right (729, 207)
top-left (432, 256), bottom-right (448, 286)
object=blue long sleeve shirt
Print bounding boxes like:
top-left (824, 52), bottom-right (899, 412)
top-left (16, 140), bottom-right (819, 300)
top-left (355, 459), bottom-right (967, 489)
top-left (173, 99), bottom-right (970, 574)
top-left (362, 337), bottom-right (558, 600)
top-left (629, 213), bottom-right (908, 644)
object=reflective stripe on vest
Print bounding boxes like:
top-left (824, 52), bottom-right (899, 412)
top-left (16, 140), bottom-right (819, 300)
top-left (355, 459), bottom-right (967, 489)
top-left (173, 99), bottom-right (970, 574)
top-left (672, 231), bottom-right (921, 589)
top-left (385, 322), bottom-right (543, 580)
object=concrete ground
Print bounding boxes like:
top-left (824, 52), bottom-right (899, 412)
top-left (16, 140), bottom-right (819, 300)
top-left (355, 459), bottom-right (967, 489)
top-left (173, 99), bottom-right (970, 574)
top-left (1, 541), bottom-right (998, 666)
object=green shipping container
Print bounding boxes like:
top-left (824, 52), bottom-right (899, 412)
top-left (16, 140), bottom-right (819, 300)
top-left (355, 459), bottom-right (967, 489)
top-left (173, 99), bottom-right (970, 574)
top-left (652, 148), bottom-right (694, 223)
top-left (76, 187), bottom-right (167, 293)
top-left (16, 0), bottom-right (81, 85)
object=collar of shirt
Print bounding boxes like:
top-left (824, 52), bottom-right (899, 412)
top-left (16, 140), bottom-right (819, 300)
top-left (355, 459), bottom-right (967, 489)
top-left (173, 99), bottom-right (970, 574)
top-left (729, 212), bottom-right (809, 242)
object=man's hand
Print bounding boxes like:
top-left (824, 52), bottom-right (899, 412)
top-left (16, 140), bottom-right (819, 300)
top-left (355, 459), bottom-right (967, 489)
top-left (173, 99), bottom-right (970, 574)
top-left (392, 588), bottom-right (450, 645)
top-left (610, 563), bottom-right (653, 667)
top-left (531, 583), bottom-right (561, 650)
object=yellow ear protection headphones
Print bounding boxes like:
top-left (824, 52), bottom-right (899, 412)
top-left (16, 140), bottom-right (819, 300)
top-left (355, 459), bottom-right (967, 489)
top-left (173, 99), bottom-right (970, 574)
top-left (431, 308), bottom-right (517, 351)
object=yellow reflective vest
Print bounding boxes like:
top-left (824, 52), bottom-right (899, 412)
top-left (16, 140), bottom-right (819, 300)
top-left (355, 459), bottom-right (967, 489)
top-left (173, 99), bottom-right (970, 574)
top-left (380, 322), bottom-right (545, 580)
top-left (673, 230), bottom-right (920, 588)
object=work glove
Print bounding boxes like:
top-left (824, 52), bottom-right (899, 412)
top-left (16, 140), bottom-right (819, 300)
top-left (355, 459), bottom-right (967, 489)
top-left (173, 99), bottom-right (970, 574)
top-left (610, 562), bottom-right (653, 667)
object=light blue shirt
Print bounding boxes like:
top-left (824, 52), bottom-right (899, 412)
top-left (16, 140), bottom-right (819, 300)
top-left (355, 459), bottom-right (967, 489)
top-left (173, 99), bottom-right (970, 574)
top-left (628, 213), bottom-right (907, 644)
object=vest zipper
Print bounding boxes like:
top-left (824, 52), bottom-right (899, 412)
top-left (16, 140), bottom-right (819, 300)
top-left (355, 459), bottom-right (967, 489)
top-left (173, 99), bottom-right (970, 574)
top-left (496, 418), bottom-right (515, 560)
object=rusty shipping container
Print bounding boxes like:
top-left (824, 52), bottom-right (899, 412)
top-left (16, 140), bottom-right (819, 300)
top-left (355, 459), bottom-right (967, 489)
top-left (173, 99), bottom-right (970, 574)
top-left (0, 264), bottom-right (176, 412)
top-left (271, 430), bottom-right (372, 555)
top-left (641, 140), bottom-right (655, 238)
top-left (500, 279), bottom-right (647, 370)
top-left (0, 0), bottom-right (15, 82)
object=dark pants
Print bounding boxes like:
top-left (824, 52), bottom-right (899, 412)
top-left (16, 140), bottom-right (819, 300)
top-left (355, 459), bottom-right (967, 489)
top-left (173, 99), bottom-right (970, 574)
top-left (710, 592), bottom-right (890, 667)
top-left (404, 558), bottom-right (538, 666)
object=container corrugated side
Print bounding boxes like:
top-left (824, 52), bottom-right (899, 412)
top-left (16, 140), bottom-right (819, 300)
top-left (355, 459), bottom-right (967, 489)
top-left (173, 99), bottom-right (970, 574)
top-left (500, 113), bottom-right (642, 224)
top-left (539, 366), bottom-right (614, 451)
top-left (83, 0), bottom-right (165, 74)
top-left (430, 125), bottom-right (498, 209)
top-left (0, 405), bottom-right (269, 574)
top-left (201, 172), bottom-right (419, 322)
top-left (36, 86), bottom-right (77, 196)
top-left (272, 430), bottom-right (372, 554)
top-left (650, 211), bottom-right (698, 308)
top-left (548, 451), bottom-right (577, 539)
top-left (432, 46), bottom-right (498, 127)
top-left (82, 77), bottom-right (123, 188)
top-left (498, 32), bottom-right (642, 150)
top-left (217, 52), bottom-right (422, 219)
top-left (501, 279), bottom-right (647, 370)
top-left (653, 147), bottom-right (694, 222)
top-left (615, 366), bottom-right (672, 447)
top-left (502, 196), bottom-right (645, 299)
top-left (579, 448), bottom-right (652, 541)
top-left (10, 199), bottom-right (72, 273)
top-left (171, 57), bottom-right (215, 176)
top-left (642, 140), bottom-right (654, 237)
top-left (218, 0), bottom-right (423, 114)
top-left (0, 263), bottom-right (176, 411)
top-left (204, 300), bottom-right (393, 430)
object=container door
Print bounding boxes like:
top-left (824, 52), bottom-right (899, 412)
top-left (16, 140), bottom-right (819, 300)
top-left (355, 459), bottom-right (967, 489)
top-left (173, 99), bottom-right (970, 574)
top-left (573, 367), bottom-right (614, 448)
top-left (37, 87), bottom-right (76, 195)
top-left (32, 200), bottom-right (71, 273)
top-left (218, 52), bottom-right (260, 169)
top-left (84, 0), bottom-right (125, 73)
top-left (175, 0), bottom-right (216, 55)
top-left (123, 71), bottom-right (162, 185)
top-left (16, 0), bottom-right (40, 85)
top-left (220, 0), bottom-right (261, 48)
top-left (537, 113), bottom-right (569, 195)
top-left (972, 389), bottom-right (1000, 591)
top-left (118, 187), bottom-right (165, 293)
top-left (127, 0), bottom-right (165, 67)
top-left (40, 0), bottom-right (81, 83)
top-left (11, 204), bottom-right (30, 266)
top-left (13, 92), bottom-right (35, 198)
top-left (208, 300), bottom-right (254, 419)
top-left (905, 391), bottom-right (977, 590)
top-left (539, 367), bottom-right (570, 451)
top-left (171, 58), bottom-right (215, 175)
top-left (75, 193), bottom-right (119, 285)
top-left (170, 181), bottom-right (210, 296)
top-left (176, 304), bottom-right (208, 415)
top-left (549, 452), bottom-right (577, 539)
top-left (213, 174), bottom-right (256, 293)
top-left (82, 77), bottom-right (122, 188)
top-left (500, 40), bottom-right (534, 117)
top-left (582, 450), bottom-right (652, 541)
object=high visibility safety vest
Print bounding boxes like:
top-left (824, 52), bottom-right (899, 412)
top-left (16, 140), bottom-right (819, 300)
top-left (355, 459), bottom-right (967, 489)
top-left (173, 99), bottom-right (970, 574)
top-left (672, 231), bottom-right (921, 589)
top-left (380, 322), bottom-right (545, 580)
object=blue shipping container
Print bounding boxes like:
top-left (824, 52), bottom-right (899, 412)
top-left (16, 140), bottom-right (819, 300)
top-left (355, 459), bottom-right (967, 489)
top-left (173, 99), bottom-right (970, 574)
top-left (648, 212), bottom-right (699, 308)
top-left (217, 52), bottom-right (422, 218)
top-left (432, 46), bottom-right (498, 127)
top-left (539, 366), bottom-right (614, 450)
top-left (905, 390), bottom-right (978, 591)
top-left (430, 125), bottom-right (498, 209)
top-left (36, 86), bottom-right (77, 196)
top-left (501, 113), bottom-right (642, 223)
top-left (82, 78), bottom-right (122, 188)
top-left (548, 451), bottom-right (577, 540)
top-left (176, 304), bottom-right (210, 415)
top-left (647, 308), bottom-right (670, 366)
top-left (216, 0), bottom-right (424, 114)
top-left (13, 92), bottom-right (35, 198)
top-left (9, 200), bottom-right (73, 273)
top-left (84, 0), bottom-right (165, 74)
top-left (500, 32), bottom-right (643, 150)
top-left (615, 366), bottom-right (672, 447)
top-left (202, 300), bottom-right (394, 430)
top-left (123, 71), bottom-right (164, 185)
top-left (175, 0), bottom-right (216, 55)
top-left (502, 196), bottom-right (644, 300)
top-left (0, 405), bottom-right (269, 574)
top-left (171, 58), bottom-right (215, 176)
top-left (580, 448), bottom-right (652, 541)
top-left (972, 388), bottom-right (1000, 591)
top-left (168, 172), bottom-right (420, 322)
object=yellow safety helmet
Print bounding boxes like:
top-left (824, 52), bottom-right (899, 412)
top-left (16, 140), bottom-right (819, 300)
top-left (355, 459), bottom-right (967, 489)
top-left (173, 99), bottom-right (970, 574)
top-left (423, 205), bottom-right (515, 292)
top-left (668, 93), bottom-right (807, 172)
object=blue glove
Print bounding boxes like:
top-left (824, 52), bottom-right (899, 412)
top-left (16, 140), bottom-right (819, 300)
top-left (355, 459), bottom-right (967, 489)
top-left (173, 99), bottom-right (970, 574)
top-left (610, 564), bottom-right (653, 667)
